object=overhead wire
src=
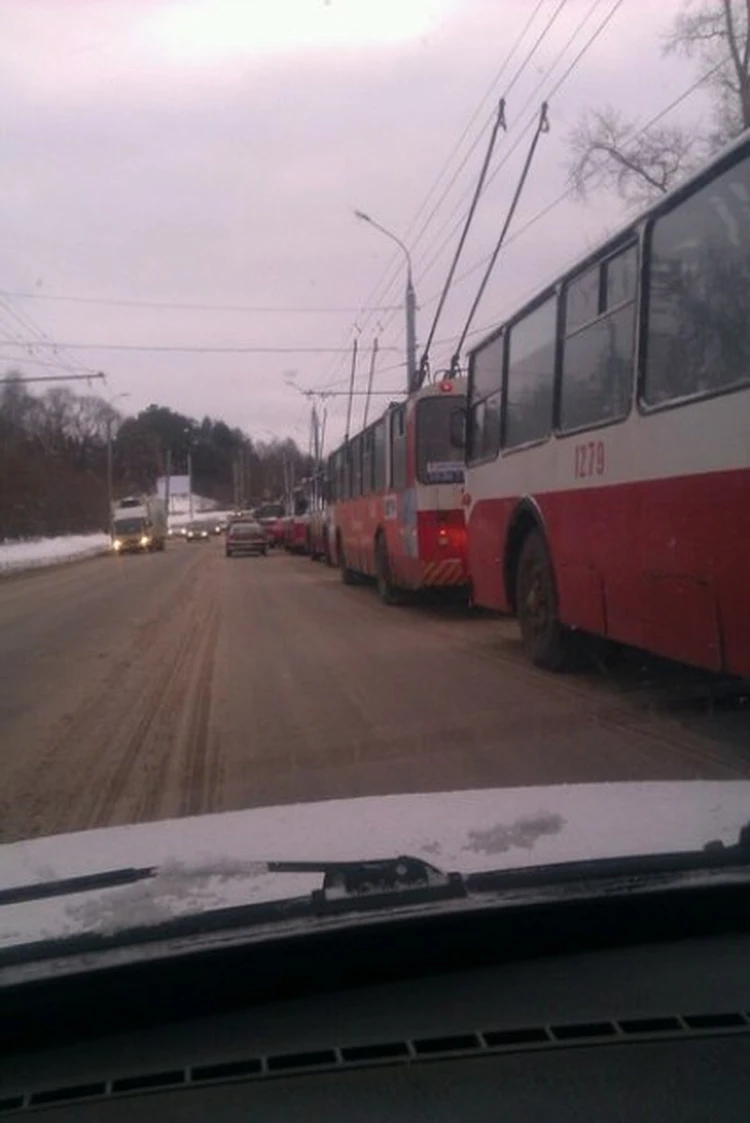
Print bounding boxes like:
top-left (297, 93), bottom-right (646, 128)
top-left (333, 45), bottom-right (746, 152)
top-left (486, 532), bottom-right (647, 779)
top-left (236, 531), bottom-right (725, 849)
top-left (364, 0), bottom-right (606, 360)
top-left (1, 290), bottom-right (402, 314)
top-left (0, 340), bottom-right (402, 355)
top-left (425, 51), bottom-right (730, 365)
top-left (315, 0), bottom-right (569, 393)
top-left (409, 0), bottom-right (620, 309)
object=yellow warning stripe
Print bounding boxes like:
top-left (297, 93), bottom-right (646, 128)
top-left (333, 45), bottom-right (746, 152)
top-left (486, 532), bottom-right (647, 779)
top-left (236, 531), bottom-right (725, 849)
top-left (422, 559), bottom-right (467, 587)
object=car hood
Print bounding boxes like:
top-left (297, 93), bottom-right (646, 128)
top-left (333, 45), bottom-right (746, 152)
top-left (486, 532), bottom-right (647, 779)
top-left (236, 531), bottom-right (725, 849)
top-left (1, 781), bottom-right (749, 953)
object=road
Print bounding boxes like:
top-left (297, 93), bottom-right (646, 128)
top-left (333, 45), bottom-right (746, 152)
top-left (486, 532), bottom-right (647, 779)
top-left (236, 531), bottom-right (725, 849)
top-left (0, 540), bottom-right (749, 843)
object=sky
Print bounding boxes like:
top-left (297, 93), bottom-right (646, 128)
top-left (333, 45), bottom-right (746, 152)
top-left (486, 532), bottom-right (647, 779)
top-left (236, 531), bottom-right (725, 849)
top-left (0, 0), bottom-right (711, 449)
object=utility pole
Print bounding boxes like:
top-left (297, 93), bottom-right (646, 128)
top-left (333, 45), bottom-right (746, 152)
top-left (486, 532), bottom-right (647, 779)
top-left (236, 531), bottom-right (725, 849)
top-left (362, 336), bottom-right (379, 429)
top-left (106, 416), bottom-right (114, 537)
top-left (187, 449), bottom-right (194, 520)
top-left (105, 390), bottom-right (129, 535)
top-left (344, 335), bottom-right (359, 443)
top-left (405, 272), bottom-right (416, 394)
top-left (164, 448), bottom-right (172, 519)
top-left (354, 211), bottom-right (416, 394)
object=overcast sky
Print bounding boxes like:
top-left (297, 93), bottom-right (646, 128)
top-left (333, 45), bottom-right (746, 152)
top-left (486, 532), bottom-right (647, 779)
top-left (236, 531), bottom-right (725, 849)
top-left (0, 0), bottom-right (709, 448)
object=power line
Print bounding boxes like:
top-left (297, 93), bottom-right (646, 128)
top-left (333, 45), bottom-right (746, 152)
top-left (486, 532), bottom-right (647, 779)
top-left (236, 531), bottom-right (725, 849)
top-left (0, 352), bottom-right (101, 374)
top-left (0, 372), bottom-right (105, 385)
top-left (411, 0), bottom-right (621, 303)
top-left (427, 52), bottom-right (728, 328)
top-left (364, 0), bottom-right (600, 356)
top-left (0, 340), bottom-right (402, 355)
top-left (356, 0), bottom-right (572, 351)
top-left (316, 0), bottom-right (567, 392)
top-left (0, 295), bottom-right (92, 380)
top-left (2, 290), bottom-right (402, 314)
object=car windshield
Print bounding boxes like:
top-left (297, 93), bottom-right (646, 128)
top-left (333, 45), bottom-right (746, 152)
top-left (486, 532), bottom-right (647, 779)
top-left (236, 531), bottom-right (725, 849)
top-left (112, 518), bottom-right (144, 535)
top-left (416, 394), bottom-right (466, 484)
top-left (1, 0), bottom-right (750, 964)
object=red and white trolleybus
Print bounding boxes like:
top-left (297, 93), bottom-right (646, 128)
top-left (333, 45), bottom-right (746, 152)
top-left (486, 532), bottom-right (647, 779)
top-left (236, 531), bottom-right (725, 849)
top-left (328, 377), bottom-right (468, 602)
top-left (462, 133), bottom-right (750, 677)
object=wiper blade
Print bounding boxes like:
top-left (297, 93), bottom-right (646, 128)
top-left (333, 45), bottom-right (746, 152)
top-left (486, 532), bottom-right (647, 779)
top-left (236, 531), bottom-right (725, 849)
top-left (466, 821), bottom-right (750, 896)
top-left (0, 866), bottom-right (156, 908)
top-left (0, 855), bottom-right (467, 971)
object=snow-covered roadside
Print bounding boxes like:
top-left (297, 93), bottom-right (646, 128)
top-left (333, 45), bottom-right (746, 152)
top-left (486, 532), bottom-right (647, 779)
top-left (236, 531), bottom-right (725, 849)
top-left (0, 532), bottom-right (110, 575)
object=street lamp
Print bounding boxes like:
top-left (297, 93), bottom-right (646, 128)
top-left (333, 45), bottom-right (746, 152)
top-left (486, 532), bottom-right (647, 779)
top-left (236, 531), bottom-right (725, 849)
top-left (354, 210), bottom-right (417, 394)
top-left (106, 392), bottom-right (130, 535)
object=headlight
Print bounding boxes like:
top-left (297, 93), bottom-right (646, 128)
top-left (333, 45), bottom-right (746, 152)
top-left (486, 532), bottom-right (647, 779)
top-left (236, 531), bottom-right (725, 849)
top-left (140, 535), bottom-right (151, 546)
top-left (113, 539), bottom-right (122, 551)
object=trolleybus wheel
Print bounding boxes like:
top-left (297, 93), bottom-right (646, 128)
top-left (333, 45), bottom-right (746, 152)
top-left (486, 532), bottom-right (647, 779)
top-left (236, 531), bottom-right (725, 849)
top-left (375, 534), bottom-right (402, 606)
top-left (516, 529), bottom-right (570, 670)
top-left (338, 537), bottom-right (356, 585)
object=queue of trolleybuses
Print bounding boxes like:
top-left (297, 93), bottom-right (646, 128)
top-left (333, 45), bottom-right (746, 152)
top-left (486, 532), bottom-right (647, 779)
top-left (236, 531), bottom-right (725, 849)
top-left (272, 136), bottom-right (750, 681)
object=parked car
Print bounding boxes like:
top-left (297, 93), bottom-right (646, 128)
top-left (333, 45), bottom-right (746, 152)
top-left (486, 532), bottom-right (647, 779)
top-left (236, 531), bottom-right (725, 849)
top-left (185, 522), bottom-right (211, 542)
top-left (225, 518), bottom-right (268, 557)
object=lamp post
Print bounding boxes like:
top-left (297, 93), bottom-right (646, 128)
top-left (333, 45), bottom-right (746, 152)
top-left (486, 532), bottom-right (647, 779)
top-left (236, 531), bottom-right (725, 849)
top-left (106, 392), bottom-right (130, 534)
top-left (354, 210), bottom-right (417, 394)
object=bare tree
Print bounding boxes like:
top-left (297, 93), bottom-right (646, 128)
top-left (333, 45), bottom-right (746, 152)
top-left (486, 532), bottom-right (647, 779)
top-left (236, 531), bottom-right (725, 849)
top-left (665, 0), bottom-right (750, 142)
top-left (567, 0), bottom-right (750, 205)
top-left (568, 106), bottom-right (700, 205)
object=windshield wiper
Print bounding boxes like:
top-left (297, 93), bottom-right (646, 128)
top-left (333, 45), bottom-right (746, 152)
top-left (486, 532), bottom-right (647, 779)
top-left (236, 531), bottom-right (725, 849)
top-left (0, 855), bottom-right (466, 910)
top-left (4, 824), bottom-right (750, 911)
top-left (3, 827), bottom-right (750, 973)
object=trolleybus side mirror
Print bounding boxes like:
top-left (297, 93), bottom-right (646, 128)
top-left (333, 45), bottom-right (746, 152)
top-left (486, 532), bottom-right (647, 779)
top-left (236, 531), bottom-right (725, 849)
top-left (449, 406), bottom-right (467, 450)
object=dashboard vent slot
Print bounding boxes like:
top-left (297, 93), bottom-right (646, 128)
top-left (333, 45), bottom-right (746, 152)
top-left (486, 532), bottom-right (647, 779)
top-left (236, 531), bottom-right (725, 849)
top-left (483, 1027), bottom-right (549, 1047)
top-left (412, 1034), bottom-right (481, 1056)
top-left (111, 1070), bottom-right (186, 1093)
top-left (192, 1059), bottom-right (263, 1082)
top-left (266, 1049), bottom-right (338, 1073)
top-left (340, 1042), bottom-right (411, 1062)
top-left (3, 1010), bottom-right (749, 1115)
top-left (618, 1016), bottom-right (682, 1034)
top-left (29, 1083), bottom-right (106, 1107)
top-left (682, 1012), bottom-right (747, 1030)
top-left (551, 1021), bottom-right (618, 1041)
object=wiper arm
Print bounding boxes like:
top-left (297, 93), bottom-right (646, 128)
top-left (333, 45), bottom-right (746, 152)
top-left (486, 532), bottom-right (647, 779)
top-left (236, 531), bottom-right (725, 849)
top-left (268, 856), bottom-right (466, 910)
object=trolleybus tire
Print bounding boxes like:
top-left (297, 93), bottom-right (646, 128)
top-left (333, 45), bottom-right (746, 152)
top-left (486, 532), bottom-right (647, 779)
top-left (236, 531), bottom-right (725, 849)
top-left (516, 529), bottom-right (570, 671)
top-left (375, 534), bottom-right (402, 606)
top-left (338, 537), bottom-right (356, 585)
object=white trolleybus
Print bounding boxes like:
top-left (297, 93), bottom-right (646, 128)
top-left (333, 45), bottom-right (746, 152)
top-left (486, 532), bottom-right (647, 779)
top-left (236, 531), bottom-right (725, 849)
top-left (461, 133), bottom-right (750, 677)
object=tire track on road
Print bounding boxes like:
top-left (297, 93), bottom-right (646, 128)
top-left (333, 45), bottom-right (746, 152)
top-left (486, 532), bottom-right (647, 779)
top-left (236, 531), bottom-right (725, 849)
top-left (178, 605), bottom-right (221, 818)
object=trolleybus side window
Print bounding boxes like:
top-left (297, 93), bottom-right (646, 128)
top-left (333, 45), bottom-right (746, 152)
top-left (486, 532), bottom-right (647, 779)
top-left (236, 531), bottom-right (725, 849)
top-left (468, 333), bottom-right (503, 465)
top-left (373, 418), bottom-right (386, 492)
top-left (503, 296), bottom-right (556, 450)
top-left (390, 405), bottom-right (406, 491)
top-left (560, 244), bottom-right (637, 433)
top-left (644, 153), bottom-right (750, 406)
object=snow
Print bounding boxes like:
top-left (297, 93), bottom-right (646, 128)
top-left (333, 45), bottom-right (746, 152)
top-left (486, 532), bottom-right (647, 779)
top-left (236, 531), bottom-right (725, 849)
top-left (0, 532), bottom-right (109, 574)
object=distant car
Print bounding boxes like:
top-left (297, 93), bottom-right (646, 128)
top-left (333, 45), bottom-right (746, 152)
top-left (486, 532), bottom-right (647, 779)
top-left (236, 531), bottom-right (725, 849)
top-left (185, 523), bottom-right (211, 542)
top-left (212, 521), bottom-right (227, 535)
top-left (225, 518), bottom-right (268, 557)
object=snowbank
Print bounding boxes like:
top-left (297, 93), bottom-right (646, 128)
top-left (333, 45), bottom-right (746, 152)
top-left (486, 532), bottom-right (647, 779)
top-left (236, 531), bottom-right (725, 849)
top-left (0, 532), bottom-right (110, 575)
